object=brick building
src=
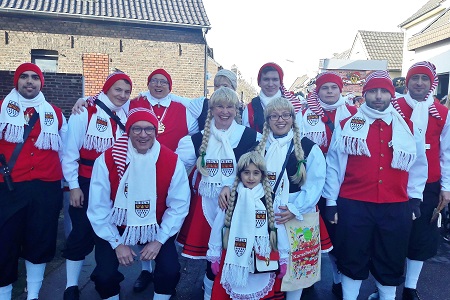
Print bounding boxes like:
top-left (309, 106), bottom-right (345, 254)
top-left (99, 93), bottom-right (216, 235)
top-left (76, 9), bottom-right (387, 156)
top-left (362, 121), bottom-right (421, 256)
top-left (0, 0), bottom-right (211, 117)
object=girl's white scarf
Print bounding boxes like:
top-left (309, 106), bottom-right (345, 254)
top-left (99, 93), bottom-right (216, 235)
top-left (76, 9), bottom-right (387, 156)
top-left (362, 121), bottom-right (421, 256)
top-left (199, 119), bottom-right (238, 198)
top-left (83, 92), bottom-right (126, 152)
top-left (338, 103), bottom-right (416, 171)
top-left (265, 130), bottom-right (294, 206)
top-left (110, 139), bottom-right (159, 245)
top-left (302, 95), bottom-right (351, 147)
top-left (258, 89), bottom-right (282, 109)
top-left (221, 183), bottom-right (271, 288)
top-left (0, 89), bottom-right (61, 150)
top-left (404, 92), bottom-right (434, 136)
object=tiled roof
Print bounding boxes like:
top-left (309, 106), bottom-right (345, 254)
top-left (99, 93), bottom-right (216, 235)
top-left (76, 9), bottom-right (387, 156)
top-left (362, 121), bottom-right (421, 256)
top-left (0, 0), bottom-right (211, 29)
top-left (289, 75), bottom-right (309, 91)
top-left (399, 0), bottom-right (444, 27)
top-left (408, 8), bottom-right (450, 49)
top-left (358, 30), bottom-right (404, 70)
top-left (332, 49), bottom-right (351, 59)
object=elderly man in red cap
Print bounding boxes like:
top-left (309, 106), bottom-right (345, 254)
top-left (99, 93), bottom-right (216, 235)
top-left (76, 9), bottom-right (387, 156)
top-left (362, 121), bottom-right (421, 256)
top-left (323, 71), bottom-right (427, 300)
top-left (61, 71), bottom-right (132, 300)
top-left (242, 62), bottom-right (302, 133)
top-left (87, 107), bottom-right (190, 300)
top-left (0, 63), bottom-right (67, 300)
top-left (390, 61), bottom-right (450, 300)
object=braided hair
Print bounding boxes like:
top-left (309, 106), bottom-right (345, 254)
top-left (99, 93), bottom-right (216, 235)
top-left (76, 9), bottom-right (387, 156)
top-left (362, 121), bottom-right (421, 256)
top-left (222, 151), bottom-right (278, 251)
top-left (196, 87), bottom-right (242, 176)
top-left (254, 97), bottom-right (306, 185)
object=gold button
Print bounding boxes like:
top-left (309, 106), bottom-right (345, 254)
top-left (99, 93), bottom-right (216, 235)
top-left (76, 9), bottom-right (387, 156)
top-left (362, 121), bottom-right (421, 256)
top-left (379, 180), bottom-right (382, 184)
top-left (31, 138), bottom-right (35, 142)
top-left (381, 154), bottom-right (384, 157)
top-left (380, 167), bottom-right (383, 170)
top-left (30, 152), bottom-right (34, 156)
top-left (31, 166), bottom-right (34, 170)
top-left (381, 128), bottom-right (383, 131)
top-left (381, 140), bottom-right (384, 143)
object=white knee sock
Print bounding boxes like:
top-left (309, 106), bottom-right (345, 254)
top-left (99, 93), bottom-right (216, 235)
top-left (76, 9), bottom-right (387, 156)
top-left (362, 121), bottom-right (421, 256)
top-left (25, 260), bottom-right (46, 300)
top-left (375, 280), bottom-right (396, 300)
top-left (104, 294), bottom-right (119, 300)
top-left (153, 292), bottom-right (171, 300)
top-left (0, 284), bottom-right (12, 300)
top-left (341, 274), bottom-right (362, 300)
top-left (203, 274), bottom-right (214, 300)
top-left (66, 259), bottom-right (84, 288)
top-left (286, 288), bottom-right (303, 300)
top-left (137, 245), bottom-right (153, 272)
top-left (404, 258), bottom-right (423, 289)
top-left (329, 253), bottom-right (341, 284)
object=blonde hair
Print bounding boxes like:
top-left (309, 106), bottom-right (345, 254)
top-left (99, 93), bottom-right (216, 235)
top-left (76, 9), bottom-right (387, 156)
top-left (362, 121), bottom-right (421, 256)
top-left (222, 151), bottom-right (277, 251)
top-left (254, 97), bottom-right (307, 185)
top-left (196, 87), bottom-right (242, 176)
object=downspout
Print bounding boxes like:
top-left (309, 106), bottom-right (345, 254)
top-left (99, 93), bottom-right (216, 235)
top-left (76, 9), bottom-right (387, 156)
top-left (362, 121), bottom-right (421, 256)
top-left (203, 28), bottom-right (208, 97)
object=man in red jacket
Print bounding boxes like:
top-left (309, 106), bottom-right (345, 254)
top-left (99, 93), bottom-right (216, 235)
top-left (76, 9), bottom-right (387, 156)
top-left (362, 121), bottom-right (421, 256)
top-left (0, 63), bottom-right (67, 300)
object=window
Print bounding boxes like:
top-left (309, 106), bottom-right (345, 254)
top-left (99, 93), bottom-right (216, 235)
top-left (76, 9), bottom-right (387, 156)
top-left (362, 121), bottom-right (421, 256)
top-left (31, 49), bottom-right (58, 72)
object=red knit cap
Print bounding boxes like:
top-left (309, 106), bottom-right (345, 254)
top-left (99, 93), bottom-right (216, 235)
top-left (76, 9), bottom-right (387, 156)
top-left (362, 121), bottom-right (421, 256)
top-left (14, 63), bottom-right (44, 90)
top-left (406, 61), bottom-right (436, 87)
top-left (315, 72), bottom-right (343, 93)
top-left (126, 107), bottom-right (159, 135)
top-left (147, 68), bottom-right (172, 91)
top-left (257, 62), bottom-right (284, 85)
top-left (102, 72), bottom-right (132, 93)
top-left (362, 70), bottom-right (395, 98)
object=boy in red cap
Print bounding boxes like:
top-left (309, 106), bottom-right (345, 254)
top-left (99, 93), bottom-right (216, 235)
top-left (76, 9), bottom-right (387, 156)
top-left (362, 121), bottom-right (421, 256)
top-left (391, 61), bottom-right (450, 300)
top-left (0, 63), bottom-right (67, 300)
top-left (242, 62), bottom-right (302, 133)
top-left (323, 70), bottom-right (427, 300)
top-left (87, 107), bottom-right (190, 300)
top-left (61, 71), bottom-right (132, 300)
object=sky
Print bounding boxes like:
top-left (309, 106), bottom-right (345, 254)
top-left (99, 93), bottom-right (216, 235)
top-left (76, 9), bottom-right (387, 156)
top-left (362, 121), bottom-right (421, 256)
top-left (202, 0), bottom-right (427, 89)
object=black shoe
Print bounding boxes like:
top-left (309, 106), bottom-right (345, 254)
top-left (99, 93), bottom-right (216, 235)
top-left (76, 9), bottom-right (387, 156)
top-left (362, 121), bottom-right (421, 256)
top-left (133, 270), bottom-right (153, 293)
top-left (63, 286), bottom-right (80, 300)
top-left (332, 282), bottom-right (343, 299)
top-left (402, 287), bottom-right (422, 300)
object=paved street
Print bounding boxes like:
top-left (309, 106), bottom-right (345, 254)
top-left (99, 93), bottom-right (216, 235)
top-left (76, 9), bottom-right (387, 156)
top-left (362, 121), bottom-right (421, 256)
top-left (12, 216), bottom-right (450, 300)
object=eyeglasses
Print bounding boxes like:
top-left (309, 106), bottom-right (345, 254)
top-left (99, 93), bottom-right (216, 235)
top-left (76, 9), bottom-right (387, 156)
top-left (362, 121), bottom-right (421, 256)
top-left (268, 113), bottom-right (292, 121)
top-left (130, 126), bottom-right (156, 135)
top-left (149, 78), bottom-right (169, 87)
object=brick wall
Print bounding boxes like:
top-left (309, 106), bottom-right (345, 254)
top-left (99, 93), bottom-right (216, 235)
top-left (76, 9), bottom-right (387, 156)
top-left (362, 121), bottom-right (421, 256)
top-left (0, 71), bottom-right (83, 118)
top-left (0, 14), bottom-right (207, 99)
top-left (83, 53), bottom-right (109, 96)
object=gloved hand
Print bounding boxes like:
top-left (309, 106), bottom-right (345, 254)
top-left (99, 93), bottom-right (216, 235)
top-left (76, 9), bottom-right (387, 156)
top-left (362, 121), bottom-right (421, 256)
top-left (211, 261), bottom-right (220, 276)
top-left (325, 205), bottom-right (338, 224)
top-left (277, 263), bottom-right (287, 279)
top-left (410, 198), bottom-right (421, 220)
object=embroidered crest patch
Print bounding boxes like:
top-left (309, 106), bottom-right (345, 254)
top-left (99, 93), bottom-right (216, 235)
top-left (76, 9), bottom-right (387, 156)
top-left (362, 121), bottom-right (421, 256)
top-left (234, 238), bottom-right (247, 257)
top-left (255, 210), bottom-right (267, 228)
top-left (267, 171), bottom-right (276, 187)
top-left (221, 159), bottom-right (234, 177)
top-left (307, 113), bottom-right (319, 126)
top-left (350, 117), bottom-right (365, 131)
top-left (6, 101), bottom-right (20, 117)
top-left (135, 200), bottom-right (150, 218)
top-left (206, 159), bottom-right (219, 177)
top-left (96, 116), bottom-right (108, 132)
top-left (44, 112), bottom-right (54, 126)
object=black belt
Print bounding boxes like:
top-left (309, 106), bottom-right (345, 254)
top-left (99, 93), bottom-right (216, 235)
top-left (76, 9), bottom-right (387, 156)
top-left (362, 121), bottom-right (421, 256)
top-left (79, 158), bottom-right (95, 167)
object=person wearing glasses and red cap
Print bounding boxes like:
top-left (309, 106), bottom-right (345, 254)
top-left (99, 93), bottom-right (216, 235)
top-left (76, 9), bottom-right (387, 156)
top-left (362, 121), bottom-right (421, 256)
top-left (87, 108), bottom-right (190, 300)
top-left (61, 71), bottom-right (132, 300)
top-left (0, 63), bottom-right (67, 300)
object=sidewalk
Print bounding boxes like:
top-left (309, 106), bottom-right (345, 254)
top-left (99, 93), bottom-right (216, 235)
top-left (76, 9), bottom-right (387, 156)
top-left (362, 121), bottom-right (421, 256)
top-left (13, 216), bottom-right (450, 300)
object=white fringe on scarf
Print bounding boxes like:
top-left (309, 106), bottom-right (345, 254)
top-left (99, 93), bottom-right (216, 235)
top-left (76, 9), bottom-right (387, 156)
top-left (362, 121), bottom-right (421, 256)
top-left (254, 236), bottom-right (271, 258)
top-left (392, 149), bottom-right (416, 171)
top-left (304, 131), bottom-right (327, 148)
top-left (339, 136), bottom-right (370, 157)
top-left (0, 123), bottom-right (23, 143)
top-left (198, 181), bottom-right (223, 199)
top-left (35, 132), bottom-right (62, 151)
top-left (221, 262), bottom-right (250, 288)
top-left (121, 224), bottom-right (158, 245)
top-left (83, 135), bottom-right (114, 153)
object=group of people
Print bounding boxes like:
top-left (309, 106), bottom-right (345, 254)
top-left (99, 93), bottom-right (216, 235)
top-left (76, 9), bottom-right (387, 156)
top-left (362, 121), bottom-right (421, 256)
top-left (0, 59), bottom-right (448, 300)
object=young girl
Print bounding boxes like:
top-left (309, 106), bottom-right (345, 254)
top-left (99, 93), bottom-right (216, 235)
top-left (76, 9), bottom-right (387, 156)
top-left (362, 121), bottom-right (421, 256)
top-left (207, 151), bottom-right (288, 300)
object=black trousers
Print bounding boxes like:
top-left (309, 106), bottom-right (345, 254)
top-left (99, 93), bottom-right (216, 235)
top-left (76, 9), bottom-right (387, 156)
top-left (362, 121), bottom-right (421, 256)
top-left (62, 176), bottom-right (96, 261)
top-left (91, 235), bottom-right (180, 298)
top-left (0, 180), bottom-right (62, 286)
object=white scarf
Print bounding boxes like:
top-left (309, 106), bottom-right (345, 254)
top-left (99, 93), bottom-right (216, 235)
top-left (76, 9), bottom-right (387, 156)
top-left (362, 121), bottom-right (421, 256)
top-left (83, 92), bottom-right (126, 152)
top-left (140, 91), bottom-right (171, 107)
top-left (338, 103), bottom-right (417, 171)
top-left (258, 90), bottom-right (282, 109)
top-left (110, 139), bottom-right (159, 245)
top-left (265, 130), bottom-right (294, 208)
top-left (0, 89), bottom-right (61, 150)
top-left (199, 119), bottom-right (238, 198)
top-left (404, 92), bottom-right (434, 136)
top-left (221, 183), bottom-right (271, 288)
top-left (302, 95), bottom-right (351, 147)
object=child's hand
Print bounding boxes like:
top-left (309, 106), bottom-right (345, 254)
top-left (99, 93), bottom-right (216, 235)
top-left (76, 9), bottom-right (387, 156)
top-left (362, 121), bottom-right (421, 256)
top-left (211, 261), bottom-right (220, 275)
top-left (275, 206), bottom-right (295, 224)
top-left (277, 263), bottom-right (287, 278)
top-left (218, 186), bottom-right (230, 210)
